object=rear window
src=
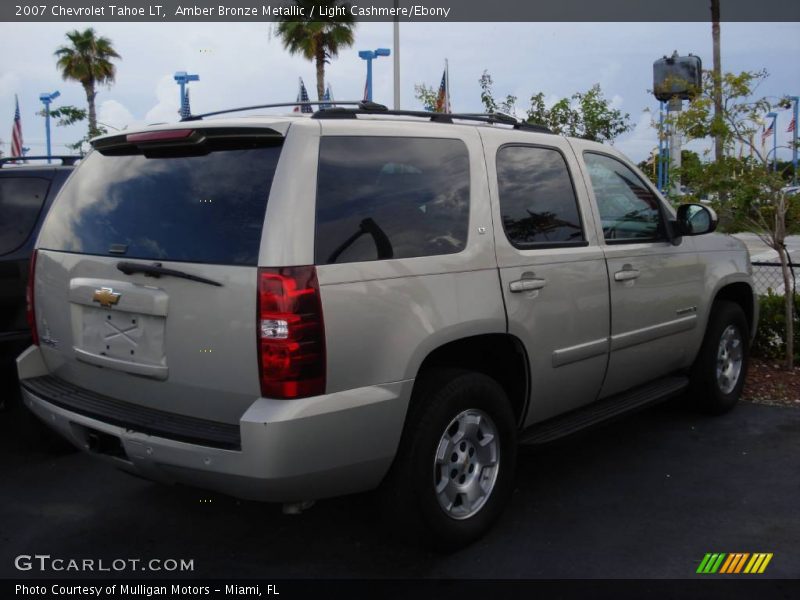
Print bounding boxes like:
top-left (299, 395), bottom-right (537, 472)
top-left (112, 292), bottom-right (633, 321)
top-left (0, 177), bottom-right (50, 256)
top-left (37, 139), bottom-right (282, 266)
top-left (314, 136), bottom-right (470, 265)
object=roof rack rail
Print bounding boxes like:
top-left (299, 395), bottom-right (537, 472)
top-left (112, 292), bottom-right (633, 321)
top-left (181, 100), bottom-right (369, 121)
top-left (312, 105), bottom-right (553, 133)
top-left (0, 155), bottom-right (81, 167)
top-left (180, 99), bottom-right (553, 133)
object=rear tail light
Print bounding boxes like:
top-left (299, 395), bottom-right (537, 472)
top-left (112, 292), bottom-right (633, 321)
top-left (257, 266), bottom-right (325, 399)
top-left (26, 250), bottom-right (39, 346)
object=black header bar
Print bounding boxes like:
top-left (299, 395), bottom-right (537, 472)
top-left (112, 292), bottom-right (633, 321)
top-left (3, 0), bottom-right (799, 22)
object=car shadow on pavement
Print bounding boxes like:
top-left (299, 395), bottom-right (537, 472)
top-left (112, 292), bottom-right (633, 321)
top-left (2, 384), bottom-right (798, 579)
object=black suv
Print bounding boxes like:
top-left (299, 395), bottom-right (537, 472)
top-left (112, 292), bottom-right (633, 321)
top-left (0, 156), bottom-right (77, 374)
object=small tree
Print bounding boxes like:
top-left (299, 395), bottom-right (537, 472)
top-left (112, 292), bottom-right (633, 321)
top-left (413, 83), bottom-right (438, 112)
top-left (663, 69), bottom-right (798, 368)
top-left (527, 85), bottom-right (632, 143)
top-left (38, 105), bottom-right (106, 155)
top-left (476, 70), bottom-right (632, 143)
top-left (478, 70), bottom-right (518, 115)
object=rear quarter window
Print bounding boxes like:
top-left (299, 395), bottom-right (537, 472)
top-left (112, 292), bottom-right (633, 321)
top-left (314, 136), bottom-right (470, 265)
top-left (0, 177), bottom-right (51, 256)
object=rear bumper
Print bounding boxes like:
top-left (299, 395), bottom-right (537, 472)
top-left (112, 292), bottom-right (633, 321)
top-left (17, 347), bottom-right (412, 502)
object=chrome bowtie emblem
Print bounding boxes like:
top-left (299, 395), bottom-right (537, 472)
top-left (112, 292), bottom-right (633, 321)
top-left (92, 287), bottom-right (121, 308)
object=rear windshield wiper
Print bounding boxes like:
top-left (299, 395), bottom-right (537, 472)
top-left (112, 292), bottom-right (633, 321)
top-left (116, 261), bottom-right (222, 287)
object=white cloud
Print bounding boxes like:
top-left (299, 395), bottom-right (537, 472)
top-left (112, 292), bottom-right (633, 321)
top-left (97, 100), bottom-right (136, 131)
top-left (143, 74), bottom-right (183, 125)
top-left (0, 71), bottom-right (22, 100)
top-left (615, 111), bottom-right (658, 159)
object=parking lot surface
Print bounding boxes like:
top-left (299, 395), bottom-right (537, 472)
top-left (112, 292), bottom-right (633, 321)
top-left (1, 377), bottom-right (798, 579)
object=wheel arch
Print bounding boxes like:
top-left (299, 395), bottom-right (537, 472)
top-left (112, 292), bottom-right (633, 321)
top-left (410, 333), bottom-right (530, 428)
top-left (712, 279), bottom-right (757, 341)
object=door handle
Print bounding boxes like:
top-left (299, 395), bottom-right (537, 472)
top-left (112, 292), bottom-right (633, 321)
top-left (509, 278), bottom-right (547, 293)
top-left (614, 268), bottom-right (641, 282)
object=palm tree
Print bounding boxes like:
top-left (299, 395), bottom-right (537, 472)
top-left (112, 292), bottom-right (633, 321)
top-left (55, 28), bottom-right (121, 138)
top-left (274, 1), bottom-right (356, 101)
top-left (711, 0), bottom-right (723, 163)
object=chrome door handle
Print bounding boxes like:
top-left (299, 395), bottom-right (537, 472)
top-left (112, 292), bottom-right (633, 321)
top-left (614, 269), bottom-right (640, 282)
top-left (509, 278), bottom-right (547, 293)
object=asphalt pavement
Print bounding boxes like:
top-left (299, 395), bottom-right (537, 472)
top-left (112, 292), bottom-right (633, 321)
top-left (1, 376), bottom-right (798, 580)
top-left (733, 233), bottom-right (800, 262)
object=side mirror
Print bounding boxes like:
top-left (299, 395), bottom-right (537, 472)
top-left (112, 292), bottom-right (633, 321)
top-left (675, 203), bottom-right (718, 236)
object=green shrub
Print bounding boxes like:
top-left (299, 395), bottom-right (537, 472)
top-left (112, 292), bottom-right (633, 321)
top-left (752, 292), bottom-right (800, 362)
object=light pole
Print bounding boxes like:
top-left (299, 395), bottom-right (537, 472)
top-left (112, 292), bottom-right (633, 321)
top-left (790, 96), bottom-right (798, 186)
top-left (657, 100), bottom-right (666, 192)
top-left (393, 0), bottom-right (400, 109)
top-left (39, 90), bottom-right (60, 164)
top-left (358, 48), bottom-right (390, 102)
top-left (766, 112), bottom-right (778, 172)
top-left (174, 71), bottom-right (199, 109)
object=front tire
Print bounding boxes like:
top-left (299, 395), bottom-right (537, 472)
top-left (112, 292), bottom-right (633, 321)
top-left (688, 301), bottom-right (749, 414)
top-left (382, 369), bottom-right (517, 550)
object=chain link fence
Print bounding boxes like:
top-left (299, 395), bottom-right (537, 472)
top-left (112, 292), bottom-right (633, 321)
top-left (751, 261), bottom-right (797, 297)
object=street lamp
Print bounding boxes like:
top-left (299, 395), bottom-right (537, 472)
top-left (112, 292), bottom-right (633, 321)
top-left (174, 71), bottom-right (199, 109)
top-left (393, 3), bottom-right (400, 109)
top-left (657, 100), bottom-right (668, 192)
top-left (39, 90), bottom-right (60, 164)
top-left (766, 112), bottom-right (778, 172)
top-left (358, 48), bottom-right (391, 102)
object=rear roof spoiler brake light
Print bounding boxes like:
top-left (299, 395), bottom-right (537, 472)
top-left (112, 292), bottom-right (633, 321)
top-left (126, 129), bottom-right (195, 143)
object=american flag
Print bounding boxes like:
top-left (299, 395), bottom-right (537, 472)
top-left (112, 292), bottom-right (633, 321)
top-left (179, 88), bottom-right (192, 119)
top-left (11, 94), bottom-right (23, 157)
top-left (788, 117), bottom-right (796, 133)
top-left (762, 122), bottom-right (774, 142)
top-left (434, 69), bottom-right (450, 113)
top-left (293, 78), bottom-right (313, 114)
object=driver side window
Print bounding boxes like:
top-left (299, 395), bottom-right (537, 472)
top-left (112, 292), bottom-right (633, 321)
top-left (584, 152), bottom-right (665, 243)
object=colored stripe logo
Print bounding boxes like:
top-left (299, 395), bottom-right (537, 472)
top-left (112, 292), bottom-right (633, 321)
top-left (697, 553), bottom-right (773, 574)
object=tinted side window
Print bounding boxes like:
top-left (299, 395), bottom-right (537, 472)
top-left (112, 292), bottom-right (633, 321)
top-left (496, 146), bottom-right (584, 247)
top-left (0, 177), bottom-right (50, 256)
top-left (315, 137), bottom-right (470, 265)
top-left (583, 152), bottom-right (665, 243)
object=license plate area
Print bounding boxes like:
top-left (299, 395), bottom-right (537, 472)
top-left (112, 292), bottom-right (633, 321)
top-left (77, 306), bottom-right (166, 366)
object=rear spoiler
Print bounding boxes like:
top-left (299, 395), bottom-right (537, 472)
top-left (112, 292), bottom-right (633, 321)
top-left (93, 127), bottom-right (284, 156)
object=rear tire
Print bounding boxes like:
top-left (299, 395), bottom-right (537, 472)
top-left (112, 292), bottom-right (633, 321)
top-left (688, 301), bottom-right (749, 415)
top-left (382, 369), bottom-right (517, 551)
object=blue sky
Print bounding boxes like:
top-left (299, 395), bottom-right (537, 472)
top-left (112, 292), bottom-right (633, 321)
top-left (0, 21), bottom-right (798, 162)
